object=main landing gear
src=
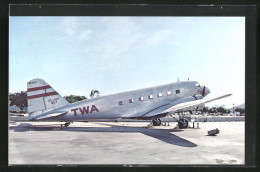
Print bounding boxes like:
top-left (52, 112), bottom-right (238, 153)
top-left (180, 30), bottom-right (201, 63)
top-left (61, 121), bottom-right (73, 127)
top-left (169, 112), bottom-right (189, 129)
top-left (151, 118), bottom-right (162, 126)
top-left (178, 118), bottom-right (188, 129)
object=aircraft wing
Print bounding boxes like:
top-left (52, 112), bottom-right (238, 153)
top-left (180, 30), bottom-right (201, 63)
top-left (28, 111), bottom-right (68, 120)
top-left (141, 94), bottom-right (232, 118)
top-left (163, 94), bottom-right (231, 113)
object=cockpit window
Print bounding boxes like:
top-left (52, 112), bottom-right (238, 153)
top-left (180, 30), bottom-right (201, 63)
top-left (195, 83), bottom-right (200, 87)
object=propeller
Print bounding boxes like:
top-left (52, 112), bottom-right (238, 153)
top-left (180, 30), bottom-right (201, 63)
top-left (202, 86), bottom-right (206, 97)
top-left (192, 86), bottom-right (205, 114)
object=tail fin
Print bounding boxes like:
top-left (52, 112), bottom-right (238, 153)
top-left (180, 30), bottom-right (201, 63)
top-left (27, 78), bottom-right (69, 116)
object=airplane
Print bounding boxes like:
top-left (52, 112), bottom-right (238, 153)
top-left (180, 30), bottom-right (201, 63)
top-left (24, 78), bottom-right (231, 128)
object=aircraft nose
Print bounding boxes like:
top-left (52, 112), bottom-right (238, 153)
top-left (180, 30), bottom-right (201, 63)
top-left (205, 87), bottom-right (210, 96)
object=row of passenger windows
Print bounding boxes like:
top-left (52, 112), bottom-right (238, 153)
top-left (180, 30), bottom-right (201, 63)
top-left (119, 89), bottom-right (180, 105)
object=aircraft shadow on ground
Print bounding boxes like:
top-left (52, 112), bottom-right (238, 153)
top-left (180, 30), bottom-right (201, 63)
top-left (9, 123), bottom-right (197, 147)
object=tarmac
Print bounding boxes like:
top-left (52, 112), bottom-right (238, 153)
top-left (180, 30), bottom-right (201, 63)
top-left (9, 121), bottom-right (245, 165)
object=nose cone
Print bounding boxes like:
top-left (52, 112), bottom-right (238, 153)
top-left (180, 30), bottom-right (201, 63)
top-left (205, 87), bottom-right (210, 96)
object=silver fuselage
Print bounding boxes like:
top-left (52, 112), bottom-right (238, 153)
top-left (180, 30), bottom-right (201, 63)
top-left (37, 81), bottom-right (208, 122)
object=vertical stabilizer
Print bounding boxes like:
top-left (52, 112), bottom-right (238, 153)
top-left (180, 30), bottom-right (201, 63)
top-left (27, 78), bottom-right (69, 116)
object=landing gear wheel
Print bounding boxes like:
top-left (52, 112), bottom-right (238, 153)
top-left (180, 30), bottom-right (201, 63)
top-left (178, 118), bottom-right (188, 129)
top-left (152, 119), bottom-right (161, 126)
top-left (64, 121), bottom-right (72, 127)
top-left (157, 118), bottom-right (162, 126)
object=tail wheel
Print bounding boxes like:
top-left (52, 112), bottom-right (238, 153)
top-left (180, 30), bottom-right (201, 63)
top-left (64, 121), bottom-right (72, 127)
top-left (178, 118), bottom-right (188, 129)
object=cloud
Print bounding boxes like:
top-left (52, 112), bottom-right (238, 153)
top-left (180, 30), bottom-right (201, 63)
top-left (77, 30), bottom-right (92, 41)
top-left (143, 29), bottom-right (175, 47)
top-left (57, 17), bottom-right (182, 72)
top-left (32, 17), bottom-right (44, 22)
top-left (58, 17), bottom-right (93, 42)
top-left (61, 17), bottom-right (81, 36)
top-left (85, 17), bottom-right (142, 69)
top-left (62, 17), bottom-right (182, 73)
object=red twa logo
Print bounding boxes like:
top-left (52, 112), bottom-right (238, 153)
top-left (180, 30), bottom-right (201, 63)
top-left (71, 105), bottom-right (99, 116)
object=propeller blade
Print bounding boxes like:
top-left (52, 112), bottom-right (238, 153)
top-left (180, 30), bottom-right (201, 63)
top-left (202, 86), bottom-right (206, 97)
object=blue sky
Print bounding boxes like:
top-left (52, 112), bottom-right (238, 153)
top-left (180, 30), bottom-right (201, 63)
top-left (9, 17), bottom-right (245, 108)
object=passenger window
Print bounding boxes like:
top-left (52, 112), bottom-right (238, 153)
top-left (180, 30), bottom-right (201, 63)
top-left (129, 99), bottom-right (134, 103)
top-left (166, 91), bottom-right (171, 96)
top-left (176, 89), bottom-right (180, 94)
top-left (148, 95), bottom-right (153, 99)
top-left (119, 101), bottom-right (123, 105)
top-left (157, 93), bottom-right (162, 97)
top-left (139, 97), bottom-right (144, 101)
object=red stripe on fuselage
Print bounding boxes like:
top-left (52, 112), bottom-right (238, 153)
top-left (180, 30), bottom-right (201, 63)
top-left (27, 85), bottom-right (52, 92)
top-left (27, 91), bottom-right (58, 99)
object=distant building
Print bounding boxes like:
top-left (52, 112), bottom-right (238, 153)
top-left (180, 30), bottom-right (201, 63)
top-left (229, 103), bottom-right (245, 113)
top-left (9, 105), bottom-right (28, 113)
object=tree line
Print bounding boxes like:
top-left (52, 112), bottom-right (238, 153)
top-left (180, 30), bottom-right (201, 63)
top-left (202, 106), bottom-right (245, 114)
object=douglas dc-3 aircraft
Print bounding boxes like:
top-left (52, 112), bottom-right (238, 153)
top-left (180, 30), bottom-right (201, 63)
top-left (25, 78), bottom-right (231, 128)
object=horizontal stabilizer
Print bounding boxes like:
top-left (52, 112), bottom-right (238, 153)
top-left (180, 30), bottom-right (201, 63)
top-left (29, 111), bottom-right (68, 120)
